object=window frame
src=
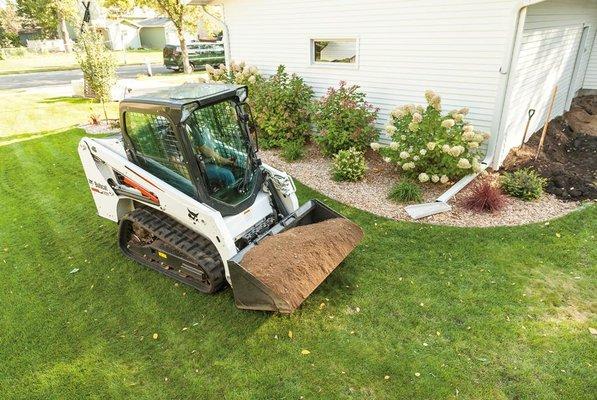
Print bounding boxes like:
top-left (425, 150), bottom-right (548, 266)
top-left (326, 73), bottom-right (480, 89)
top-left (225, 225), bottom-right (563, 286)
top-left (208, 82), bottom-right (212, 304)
top-left (309, 37), bottom-right (359, 69)
top-left (120, 94), bottom-right (264, 217)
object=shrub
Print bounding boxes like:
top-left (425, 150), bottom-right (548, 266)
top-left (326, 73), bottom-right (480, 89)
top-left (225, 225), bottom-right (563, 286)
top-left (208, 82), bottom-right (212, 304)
top-left (250, 65), bottom-right (314, 148)
top-left (331, 148), bottom-right (367, 182)
top-left (500, 169), bottom-right (546, 201)
top-left (280, 139), bottom-right (305, 162)
top-left (314, 81), bottom-right (379, 156)
top-left (462, 179), bottom-right (507, 212)
top-left (388, 180), bottom-right (422, 203)
top-left (371, 90), bottom-right (490, 182)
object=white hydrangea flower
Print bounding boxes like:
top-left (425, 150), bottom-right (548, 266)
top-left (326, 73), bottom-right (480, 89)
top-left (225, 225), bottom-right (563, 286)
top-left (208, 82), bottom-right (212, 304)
top-left (431, 174), bottom-right (440, 183)
top-left (482, 131), bottom-right (491, 139)
top-left (452, 113), bottom-right (464, 122)
top-left (418, 173), bottom-right (430, 183)
top-left (402, 162), bottom-right (415, 170)
top-left (413, 155), bottom-right (419, 161)
top-left (408, 122), bottom-right (419, 132)
top-left (457, 158), bottom-right (471, 169)
top-left (404, 104), bottom-right (416, 114)
top-left (424, 90), bottom-right (438, 103)
top-left (412, 112), bottom-right (423, 123)
top-left (389, 142), bottom-right (400, 150)
top-left (426, 142), bottom-right (436, 150)
top-left (385, 125), bottom-right (398, 134)
top-left (458, 107), bottom-right (469, 115)
top-left (468, 141), bottom-right (479, 149)
top-left (462, 131), bottom-right (474, 141)
top-left (440, 175), bottom-right (449, 184)
top-left (472, 158), bottom-right (483, 173)
top-left (419, 149), bottom-right (427, 155)
top-left (441, 119), bottom-right (455, 129)
top-left (370, 142), bottom-right (381, 151)
top-left (442, 144), bottom-right (451, 153)
top-left (383, 157), bottom-right (392, 163)
top-left (463, 124), bottom-right (474, 132)
top-left (401, 135), bottom-right (407, 140)
top-left (390, 107), bottom-right (405, 118)
top-left (205, 64), bottom-right (215, 74)
top-left (473, 133), bottom-right (484, 142)
top-left (450, 145), bottom-right (465, 157)
top-left (249, 65), bottom-right (258, 74)
top-left (399, 151), bottom-right (410, 159)
top-left (248, 75), bottom-right (256, 84)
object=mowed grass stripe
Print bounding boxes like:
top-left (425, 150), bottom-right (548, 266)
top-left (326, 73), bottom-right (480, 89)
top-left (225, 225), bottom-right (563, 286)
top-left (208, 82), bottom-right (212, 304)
top-left (0, 130), bottom-right (595, 399)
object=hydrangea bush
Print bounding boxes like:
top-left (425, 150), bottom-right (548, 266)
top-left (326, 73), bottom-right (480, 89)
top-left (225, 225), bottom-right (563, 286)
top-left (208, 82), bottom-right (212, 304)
top-left (314, 81), bottom-right (379, 156)
top-left (331, 147), bottom-right (367, 182)
top-left (371, 90), bottom-right (490, 183)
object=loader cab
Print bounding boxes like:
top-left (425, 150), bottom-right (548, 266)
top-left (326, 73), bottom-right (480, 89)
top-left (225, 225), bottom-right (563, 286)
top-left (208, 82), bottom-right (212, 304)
top-left (119, 83), bottom-right (263, 216)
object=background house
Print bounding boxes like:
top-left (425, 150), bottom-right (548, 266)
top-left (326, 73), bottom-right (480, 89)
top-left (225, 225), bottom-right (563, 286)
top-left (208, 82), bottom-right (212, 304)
top-left (195, 0), bottom-right (597, 168)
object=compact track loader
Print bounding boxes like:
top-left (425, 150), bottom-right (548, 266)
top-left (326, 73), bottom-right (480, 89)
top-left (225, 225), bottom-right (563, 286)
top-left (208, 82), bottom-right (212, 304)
top-left (79, 83), bottom-right (363, 313)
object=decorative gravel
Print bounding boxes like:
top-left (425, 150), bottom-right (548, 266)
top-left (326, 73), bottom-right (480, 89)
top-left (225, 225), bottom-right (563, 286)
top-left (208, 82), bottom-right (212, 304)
top-left (259, 146), bottom-right (582, 228)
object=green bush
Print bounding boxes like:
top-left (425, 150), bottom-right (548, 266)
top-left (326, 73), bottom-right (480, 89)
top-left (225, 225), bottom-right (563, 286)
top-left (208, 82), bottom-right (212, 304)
top-left (372, 90), bottom-right (490, 183)
top-left (314, 81), bottom-right (379, 156)
top-left (280, 139), bottom-right (305, 162)
top-left (331, 148), bottom-right (367, 182)
top-left (388, 180), bottom-right (422, 203)
top-left (500, 168), bottom-right (546, 201)
top-left (250, 65), bottom-right (314, 148)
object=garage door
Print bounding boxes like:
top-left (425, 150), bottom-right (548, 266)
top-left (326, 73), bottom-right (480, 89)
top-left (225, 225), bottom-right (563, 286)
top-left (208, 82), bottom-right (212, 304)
top-left (496, 1), bottom-right (593, 164)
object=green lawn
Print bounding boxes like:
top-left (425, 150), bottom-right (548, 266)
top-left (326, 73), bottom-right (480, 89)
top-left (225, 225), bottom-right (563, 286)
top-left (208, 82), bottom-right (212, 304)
top-left (0, 49), bottom-right (162, 75)
top-left (0, 128), bottom-right (595, 399)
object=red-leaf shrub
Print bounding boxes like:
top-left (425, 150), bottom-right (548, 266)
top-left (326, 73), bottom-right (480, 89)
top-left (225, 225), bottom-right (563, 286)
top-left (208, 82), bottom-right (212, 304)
top-left (462, 180), bottom-right (507, 213)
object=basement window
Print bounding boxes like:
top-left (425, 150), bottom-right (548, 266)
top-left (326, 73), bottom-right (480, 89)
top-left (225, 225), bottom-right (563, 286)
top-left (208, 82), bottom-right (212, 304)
top-left (311, 38), bottom-right (357, 65)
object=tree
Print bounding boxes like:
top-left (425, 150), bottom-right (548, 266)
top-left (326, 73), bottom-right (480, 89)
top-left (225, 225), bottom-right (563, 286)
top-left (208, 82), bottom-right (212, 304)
top-left (0, 1), bottom-right (23, 47)
top-left (75, 27), bottom-right (117, 122)
top-left (105, 0), bottom-right (201, 74)
top-left (17, 0), bottom-right (78, 52)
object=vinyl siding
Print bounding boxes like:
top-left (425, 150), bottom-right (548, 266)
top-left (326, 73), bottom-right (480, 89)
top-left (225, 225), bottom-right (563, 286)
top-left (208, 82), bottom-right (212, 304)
top-left (583, 35), bottom-right (597, 88)
top-left (496, 0), bottom-right (597, 164)
top-left (220, 0), bottom-right (515, 137)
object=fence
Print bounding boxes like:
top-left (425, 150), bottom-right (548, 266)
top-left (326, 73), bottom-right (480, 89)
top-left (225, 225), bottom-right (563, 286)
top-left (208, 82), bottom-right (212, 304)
top-left (26, 39), bottom-right (66, 53)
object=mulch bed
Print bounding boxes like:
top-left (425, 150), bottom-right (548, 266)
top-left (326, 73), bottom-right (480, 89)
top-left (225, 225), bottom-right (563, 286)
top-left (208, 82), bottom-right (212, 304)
top-left (260, 146), bottom-right (579, 228)
top-left (502, 95), bottom-right (597, 201)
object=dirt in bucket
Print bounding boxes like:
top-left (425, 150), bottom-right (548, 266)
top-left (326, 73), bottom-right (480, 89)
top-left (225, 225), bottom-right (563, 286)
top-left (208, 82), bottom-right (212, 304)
top-left (502, 95), bottom-right (597, 201)
top-left (240, 218), bottom-right (363, 310)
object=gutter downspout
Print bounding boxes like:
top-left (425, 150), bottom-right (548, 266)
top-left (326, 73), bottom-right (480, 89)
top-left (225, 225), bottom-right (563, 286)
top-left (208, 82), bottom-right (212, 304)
top-left (406, 1), bottom-right (545, 219)
top-left (200, 5), bottom-right (232, 74)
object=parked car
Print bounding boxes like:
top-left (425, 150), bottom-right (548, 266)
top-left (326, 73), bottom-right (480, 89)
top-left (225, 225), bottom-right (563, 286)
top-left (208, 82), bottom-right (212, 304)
top-left (163, 42), bottom-right (225, 71)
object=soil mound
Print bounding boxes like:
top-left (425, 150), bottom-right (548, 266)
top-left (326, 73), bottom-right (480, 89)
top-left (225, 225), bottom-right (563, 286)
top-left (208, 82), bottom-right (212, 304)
top-left (240, 218), bottom-right (363, 310)
top-left (502, 96), bottom-right (597, 201)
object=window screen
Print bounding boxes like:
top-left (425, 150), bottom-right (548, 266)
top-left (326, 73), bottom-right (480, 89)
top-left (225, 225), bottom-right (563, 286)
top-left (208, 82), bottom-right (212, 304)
top-left (312, 39), bottom-right (357, 64)
top-left (125, 112), bottom-right (196, 198)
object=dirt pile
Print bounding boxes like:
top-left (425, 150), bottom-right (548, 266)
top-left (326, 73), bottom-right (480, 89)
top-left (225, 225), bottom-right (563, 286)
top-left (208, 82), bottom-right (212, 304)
top-left (240, 218), bottom-right (363, 310)
top-left (502, 96), bottom-right (597, 201)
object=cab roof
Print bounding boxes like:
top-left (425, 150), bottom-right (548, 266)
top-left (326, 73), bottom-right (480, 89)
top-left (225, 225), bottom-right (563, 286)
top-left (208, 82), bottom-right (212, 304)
top-left (120, 83), bottom-right (245, 109)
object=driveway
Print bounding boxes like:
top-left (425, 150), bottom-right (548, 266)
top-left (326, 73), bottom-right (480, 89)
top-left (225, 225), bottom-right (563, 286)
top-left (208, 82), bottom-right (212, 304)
top-left (0, 64), bottom-right (171, 91)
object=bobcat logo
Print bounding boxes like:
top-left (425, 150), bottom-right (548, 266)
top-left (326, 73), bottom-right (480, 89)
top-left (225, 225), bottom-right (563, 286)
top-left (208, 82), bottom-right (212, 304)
top-left (188, 209), bottom-right (199, 222)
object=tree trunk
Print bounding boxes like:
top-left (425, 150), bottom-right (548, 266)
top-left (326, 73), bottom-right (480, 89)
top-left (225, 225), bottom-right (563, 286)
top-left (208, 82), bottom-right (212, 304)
top-left (178, 33), bottom-right (192, 74)
top-left (101, 99), bottom-right (108, 124)
top-left (59, 17), bottom-right (72, 53)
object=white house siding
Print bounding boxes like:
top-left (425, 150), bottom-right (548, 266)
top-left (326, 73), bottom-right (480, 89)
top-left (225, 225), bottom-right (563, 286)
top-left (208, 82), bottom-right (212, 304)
top-left (220, 0), bottom-right (515, 139)
top-left (497, 0), bottom-right (597, 164)
top-left (583, 35), bottom-right (597, 88)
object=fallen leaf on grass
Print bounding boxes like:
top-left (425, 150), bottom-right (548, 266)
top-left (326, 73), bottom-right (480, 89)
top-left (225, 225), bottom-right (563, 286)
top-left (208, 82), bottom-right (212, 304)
top-left (589, 327), bottom-right (597, 335)
top-left (319, 303), bottom-right (326, 309)
top-left (414, 372), bottom-right (421, 377)
top-left (288, 330), bottom-right (293, 339)
top-left (152, 333), bottom-right (158, 340)
top-left (69, 268), bottom-right (79, 274)
top-left (384, 375), bottom-right (390, 380)
top-left (301, 349), bottom-right (310, 355)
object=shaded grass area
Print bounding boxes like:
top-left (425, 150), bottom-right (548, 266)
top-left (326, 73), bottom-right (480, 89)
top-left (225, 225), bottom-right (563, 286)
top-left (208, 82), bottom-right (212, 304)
top-left (0, 90), bottom-right (118, 138)
top-left (0, 129), bottom-right (595, 399)
top-left (0, 50), bottom-right (162, 76)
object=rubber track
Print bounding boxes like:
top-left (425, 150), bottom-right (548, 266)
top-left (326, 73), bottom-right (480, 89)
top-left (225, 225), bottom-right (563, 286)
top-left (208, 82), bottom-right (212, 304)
top-left (124, 207), bottom-right (226, 292)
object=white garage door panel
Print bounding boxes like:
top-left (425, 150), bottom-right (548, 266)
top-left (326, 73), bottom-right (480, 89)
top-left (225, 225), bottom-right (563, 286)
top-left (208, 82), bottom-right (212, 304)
top-left (501, 23), bottom-right (582, 156)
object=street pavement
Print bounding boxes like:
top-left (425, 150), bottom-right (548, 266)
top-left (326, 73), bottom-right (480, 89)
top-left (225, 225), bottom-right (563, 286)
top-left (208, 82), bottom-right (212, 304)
top-left (0, 64), bottom-right (171, 91)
